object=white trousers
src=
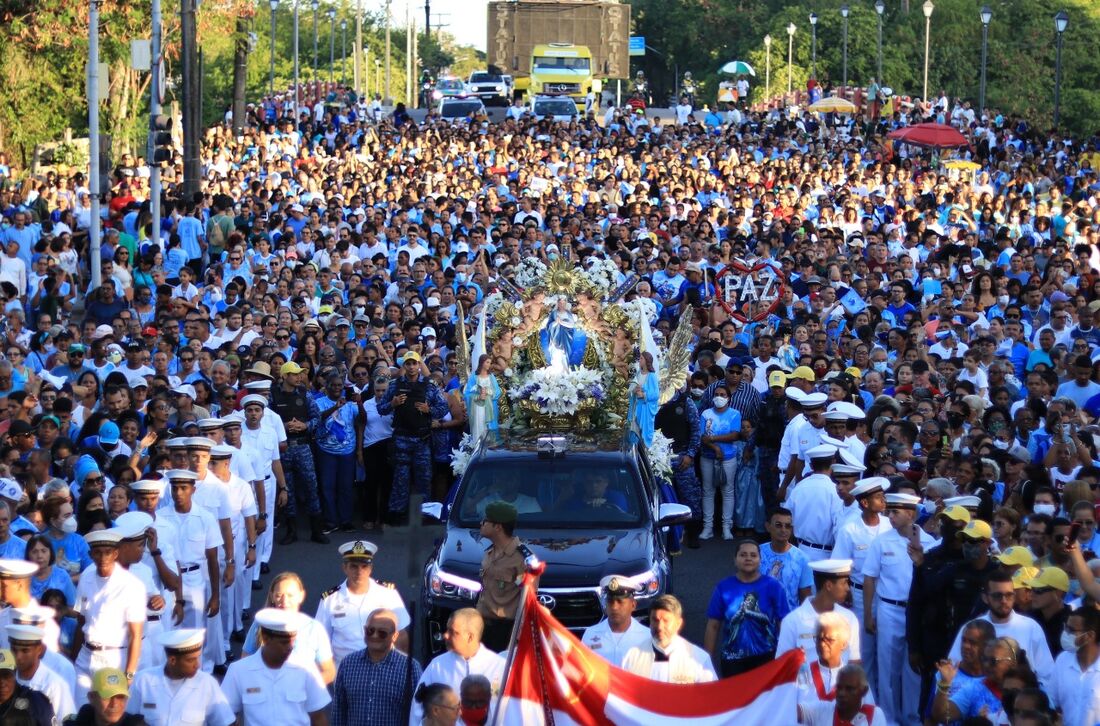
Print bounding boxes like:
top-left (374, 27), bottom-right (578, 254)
top-left (876, 598), bottom-right (920, 726)
top-left (75, 644), bottom-right (125, 708)
top-left (254, 477), bottom-right (275, 580)
top-left (221, 533), bottom-right (248, 648)
top-left (851, 586), bottom-right (878, 697)
top-left (700, 457), bottom-right (737, 529)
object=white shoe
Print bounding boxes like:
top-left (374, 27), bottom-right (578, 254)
top-left (722, 528), bottom-right (734, 540)
top-left (700, 526), bottom-right (714, 540)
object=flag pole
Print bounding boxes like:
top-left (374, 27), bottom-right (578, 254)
top-left (489, 565), bottom-right (543, 726)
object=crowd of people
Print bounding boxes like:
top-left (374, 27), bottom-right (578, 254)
top-left (0, 75), bottom-right (1095, 725)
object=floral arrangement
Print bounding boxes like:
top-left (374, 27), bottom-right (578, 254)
top-left (616, 297), bottom-right (659, 325)
top-left (508, 367), bottom-right (606, 416)
top-left (579, 257), bottom-right (621, 297)
top-left (481, 291), bottom-right (505, 319)
top-left (450, 432), bottom-right (476, 478)
top-left (514, 258), bottom-right (548, 289)
top-left (648, 431), bottom-right (675, 481)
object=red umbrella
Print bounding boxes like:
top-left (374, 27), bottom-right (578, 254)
top-left (887, 122), bottom-right (970, 148)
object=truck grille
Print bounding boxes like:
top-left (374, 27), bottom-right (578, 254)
top-left (538, 590), bottom-right (602, 629)
top-left (543, 83), bottom-right (580, 95)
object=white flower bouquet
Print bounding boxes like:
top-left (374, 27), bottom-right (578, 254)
top-left (514, 258), bottom-right (548, 289)
top-left (508, 367), bottom-right (606, 416)
top-left (648, 431), bottom-right (675, 481)
top-left (580, 257), bottom-right (621, 296)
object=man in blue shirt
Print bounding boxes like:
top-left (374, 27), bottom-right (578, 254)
top-left (1056, 355), bottom-right (1100, 408)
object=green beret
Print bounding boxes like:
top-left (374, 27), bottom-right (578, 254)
top-left (484, 500), bottom-right (518, 525)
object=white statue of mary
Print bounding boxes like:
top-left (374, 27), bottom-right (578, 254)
top-left (542, 297), bottom-right (577, 375)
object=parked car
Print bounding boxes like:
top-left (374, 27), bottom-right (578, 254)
top-left (437, 97), bottom-right (487, 123)
top-left (466, 71), bottom-right (509, 106)
top-left (530, 95), bottom-right (581, 122)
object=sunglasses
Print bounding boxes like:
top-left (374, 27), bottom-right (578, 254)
top-left (366, 627), bottom-right (393, 638)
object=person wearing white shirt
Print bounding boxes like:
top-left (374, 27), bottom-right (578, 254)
top-left (799, 664), bottom-right (887, 726)
top-left (861, 492), bottom-right (936, 726)
top-left (582, 576), bottom-right (652, 668)
top-left (409, 608), bottom-right (505, 725)
top-left (127, 628), bottom-right (235, 726)
top-left (1049, 607), bottom-right (1100, 726)
top-left (621, 595), bottom-right (717, 683)
top-left (785, 445), bottom-right (844, 563)
top-left (8, 623), bottom-right (76, 722)
top-left (777, 559), bottom-right (861, 664)
top-left (795, 614), bottom-right (875, 714)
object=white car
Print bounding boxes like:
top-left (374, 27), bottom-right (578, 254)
top-left (437, 97), bottom-right (487, 123)
top-left (530, 95), bottom-right (580, 122)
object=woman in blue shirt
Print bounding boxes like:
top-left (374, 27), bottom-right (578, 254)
top-left (700, 383), bottom-right (742, 541)
top-left (39, 498), bottom-right (91, 583)
top-left (25, 534), bottom-right (77, 606)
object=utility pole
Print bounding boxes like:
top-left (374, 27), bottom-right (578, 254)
top-left (384, 0), bottom-right (392, 104)
top-left (405, 3), bottom-right (411, 107)
top-left (294, 1), bottom-right (300, 122)
top-left (425, 0), bottom-right (430, 38)
top-left (88, 0), bottom-right (103, 290)
top-left (231, 15), bottom-right (249, 134)
top-left (149, 0), bottom-right (163, 250)
top-left (180, 0), bottom-right (200, 200)
top-left (354, 0), bottom-right (362, 95)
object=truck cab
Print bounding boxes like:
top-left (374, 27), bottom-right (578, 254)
top-left (526, 43), bottom-right (596, 106)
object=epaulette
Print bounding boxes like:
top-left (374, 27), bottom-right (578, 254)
top-left (321, 584), bottom-right (341, 599)
top-left (376, 580), bottom-right (396, 590)
top-left (517, 543), bottom-right (535, 559)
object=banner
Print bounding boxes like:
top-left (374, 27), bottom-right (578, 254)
top-left (496, 579), bottom-right (804, 725)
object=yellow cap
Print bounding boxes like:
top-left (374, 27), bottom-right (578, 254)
top-left (844, 366), bottom-right (863, 380)
top-left (400, 351), bottom-right (422, 364)
top-left (1026, 566), bottom-right (1070, 593)
top-left (91, 668), bottom-right (129, 699)
top-left (788, 366), bottom-right (816, 382)
top-left (995, 546), bottom-right (1036, 568)
top-left (280, 361), bottom-right (304, 375)
top-left (0, 649), bottom-right (13, 671)
top-left (957, 520), bottom-right (993, 541)
top-left (1012, 566), bottom-right (1040, 589)
top-left (768, 370), bottom-right (787, 388)
top-left (938, 505), bottom-right (971, 524)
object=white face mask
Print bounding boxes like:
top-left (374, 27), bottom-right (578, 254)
top-left (690, 387), bottom-right (705, 397)
top-left (873, 361), bottom-right (888, 373)
top-left (998, 295), bottom-right (1009, 306)
top-left (1033, 503), bottom-right (1057, 516)
top-left (921, 499), bottom-right (938, 516)
top-left (712, 396), bottom-right (729, 409)
top-left (58, 515), bottom-right (78, 534)
top-left (1060, 629), bottom-right (1082, 653)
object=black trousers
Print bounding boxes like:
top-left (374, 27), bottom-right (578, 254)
top-left (362, 439), bottom-right (393, 524)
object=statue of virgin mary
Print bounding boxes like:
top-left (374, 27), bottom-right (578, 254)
top-left (540, 297), bottom-right (586, 374)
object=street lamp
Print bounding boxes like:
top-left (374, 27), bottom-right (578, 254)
top-left (293, 0), bottom-right (300, 117)
top-left (764, 34), bottom-right (772, 101)
top-left (840, 4), bottom-right (849, 90)
top-left (311, 0), bottom-right (319, 97)
top-left (979, 5), bottom-right (991, 115)
top-left (809, 13), bottom-right (817, 79)
top-left (268, 0), bottom-right (278, 97)
top-left (786, 22), bottom-right (796, 95)
top-left (341, 19), bottom-right (347, 86)
top-left (1054, 9), bottom-right (1068, 128)
top-left (875, 0), bottom-right (885, 85)
top-left (328, 7), bottom-right (336, 85)
top-left (922, 0), bottom-right (934, 102)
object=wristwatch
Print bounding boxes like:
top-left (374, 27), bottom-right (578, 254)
top-left (150, 549), bottom-right (162, 557)
top-left (248, 543), bottom-right (257, 550)
top-left (258, 513), bottom-right (268, 520)
top-left (225, 559), bottom-right (235, 566)
top-left (125, 672), bottom-right (135, 681)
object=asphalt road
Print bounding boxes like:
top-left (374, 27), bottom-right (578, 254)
top-left (265, 511), bottom-right (731, 651)
top-left (405, 105), bottom-right (694, 126)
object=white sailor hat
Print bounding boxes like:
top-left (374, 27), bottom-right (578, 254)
top-left (944, 495), bottom-right (982, 510)
top-left (339, 540), bottom-right (378, 562)
top-left (9, 609), bottom-right (48, 626)
top-left (600, 575), bottom-right (642, 599)
top-left (833, 463), bottom-right (866, 476)
top-left (828, 401), bottom-right (866, 420)
top-left (0, 479), bottom-right (21, 501)
top-left (820, 434), bottom-right (848, 449)
top-left (197, 418), bottom-right (226, 430)
top-left (165, 437), bottom-right (190, 450)
top-left (784, 387), bottom-right (808, 404)
top-left (222, 412), bottom-right (245, 425)
top-left (244, 380), bottom-right (272, 391)
top-left (241, 394), bottom-right (268, 409)
top-left (130, 479), bottom-right (164, 494)
top-left (184, 437), bottom-right (215, 450)
top-left (84, 529), bottom-right (124, 547)
top-left (164, 469), bottom-right (199, 482)
top-left (254, 608), bottom-right (305, 635)
top-left (837, 447), bottom-right (864, 469)
top-left (809, 559), bottom-right (853, 576)
top-left (850, 477), bottom-right (891, 498)
top-left (159, 628), bottom-right (205, 652)
top-left (5, 625), bottom-right (43, 644)
top-left (210, 444), bottom-right (235, 459)
top-left (114, 512), bottom-right (154, 540)
top-left (885, 492), bottom-right (921, 508)
top-left (0, 559), bottom-right (38, 579)
top-left (823, 408), bottom-right (849, 421)
top-left (801, 392), bottom-right (828, 409)
top-left (806, 444), bottom-right (838, 460)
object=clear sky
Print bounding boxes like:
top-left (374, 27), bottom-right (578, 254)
top-left (386, 0), bottom-right (489, 51)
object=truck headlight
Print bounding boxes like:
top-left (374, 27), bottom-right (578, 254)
top-left (428, 564), bottom-right (482, 602)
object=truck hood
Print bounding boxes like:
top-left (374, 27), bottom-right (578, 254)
top-left (435, 526), bottom-right (655, 587)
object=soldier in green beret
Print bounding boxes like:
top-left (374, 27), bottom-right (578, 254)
top-left (476, 502), bottom-right (534, 652)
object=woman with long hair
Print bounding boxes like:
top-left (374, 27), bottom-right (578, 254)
top-left (240, 572), bottom-right (336, 684)
top-left (25, 534), bottom-right (76, 606)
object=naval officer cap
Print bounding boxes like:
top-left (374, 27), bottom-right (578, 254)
top-left (9, 609), bottom-right (47, 627)
top-left (160, 628), bottom-right (205, 653)
top-left (130, 479), bottom-right (164, 494)
top-left (197, 418), bottom-right (226, 430)
top-left (244, 379), bottom-right (272, 391)
top-left (255, 608), bottom-right (305, 635)
top-left (114, 511), bottom-right (154, 541)
top-left (184, 437), bottom-right (215, 450)
top-left (832, 462), bottom-right (867, 476)
top-left (809, 559), bottom-right (853, 576)
top-left (241, 394), bottom-right (268, 409)
top-left (805, 444), bottom-right (838, 460)
top-left (801, 392), bottom-right (828, 409)
top-left (600, 575), bottom-right (641, 600)
top-left (84, 529), bottom-right (123, 548)
top-left (850, 477), bottom-right (890, 498)
top-left (165, 469), bottom-right (199, 483)
top-left (339, 540), bottom-right (378, 563)
top-left (5, 625), bottom-right (44, 645)
top-left (944, 495), bottom-right (981, 511)
top-left (885, 492), bottom-right (921, 509)
top-left (784, 387), bottom-right (808, 404)
top-left (165, 437), bottom-right (189, 450)
top-left (0, 559), bottom-right (37, 579)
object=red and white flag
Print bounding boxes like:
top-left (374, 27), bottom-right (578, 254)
top-left (496, 581), bottom-right (804, 725)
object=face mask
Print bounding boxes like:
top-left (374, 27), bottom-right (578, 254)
top-left (690, 387), bottom-right (705, 398)
top-left (998, 295), bottom-right (1009, 306)
top-left (873, 361), bottom-right (888, 373)
top-left (58, 516), bottom-right (77, 534)
top-left (1033, 503), bottom-right (1056, 516)
top-left (1060, 629), bottom-right (1082, 654)
top-left (460, 706), bottom-right (489, 726)
top-left (921, 499), bottom-right (938, 516)
top-left (713, 396), bottom-right (729, 409)
top-left (548, 253), bottom-right (559, 261)
top-left (961, 542), bottom-right (985, 562)
top-left (411, 302), bottom-right (423, 315)
top-left (455, 273), bottom-right (467, 284)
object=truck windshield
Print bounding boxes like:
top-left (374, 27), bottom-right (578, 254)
top-left (533, 56), bottom-right (591, 73)
top-left (453, 459), bottom-right (642, 528)
top-left (534, 100), bottom-right (577, 116)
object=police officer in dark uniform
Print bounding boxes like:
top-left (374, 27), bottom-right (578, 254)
top-left (0, 648), bottom-right (53, 726)
top-left (753, 370), bottom-right (789, 512)
top-left (377, 351), bottom-right (448, 524)
top-left (270, 361), bottom-right (328, 544)
top-left (476, 502), bottom-right (537, 652)
top-left (654, 388), bottom-right (703, 548)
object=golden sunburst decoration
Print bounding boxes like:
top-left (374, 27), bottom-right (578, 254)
top-left (544, 256), bottom-right (581, 296)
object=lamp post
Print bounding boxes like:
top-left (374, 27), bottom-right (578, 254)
top-left (311, 0), bottom-right (319, 98)
top-left (786, 22), bottom-right (796, 95)
top-left (875, 0), bottom-right (885, 84)
top-left (293, 0), bottom-right (300, 117)
top-left (328, 7), bottom-right (336, 85)
top-left (840, 4), bottom-right (849, 90)
top-left (1053, 9), bottom-right (1068, 128)
top-left (341, 19), bottom-right (347, 85)
top-left (922, 0), bottom-right (934, 102)
top-left (764, 34), bottom-right (772, 101)
top-left (809, 13), bottom-right (817, 79)
top-left (269, 0), bottom-right (278, 97)
top-left (979, 5), bottom-right (991, 114)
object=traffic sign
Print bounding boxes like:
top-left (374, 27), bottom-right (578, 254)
top-left (629, 36), bottom-right (645, 57)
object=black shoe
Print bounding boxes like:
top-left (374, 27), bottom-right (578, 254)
top-left (339, 522), bottom-right (355, 532)
top-left (231, 629), bottom-right (245, 644)
top-left (251, 581), bottom-right (262, 591)
top-left (322, 523), bottom-right (340, 535)
top-left (280, 525), bottom-right (299, 545)
top-left (260, 563), bottom-right (270, 575)
top-left (311, 530), bottom-right (331, 544)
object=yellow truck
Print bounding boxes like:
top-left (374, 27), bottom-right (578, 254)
top-left (516, 44), bottom-right (598, 105)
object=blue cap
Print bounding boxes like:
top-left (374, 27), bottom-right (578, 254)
top-left (98, 420), bottom-right (120, 446)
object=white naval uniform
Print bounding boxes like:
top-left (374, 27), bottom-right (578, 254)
top-left (220, 652), bottom-right (331, 726)
top-left (620, 636), bottom-right (718, 683)
top-left (157, 505), bottom-right (223, 672)
top-left (315, 579), bottom-right (411, 666)
top-left (17, 661), bottom-right (77, 722)
top-left (831, 513), bottom-right (892, 695)
top-left (792, 423), bottom-right (828, 477)
top-left (800, 701), bottom-right (888, 726)
top-left (795, 660), bottom-right (876, 712)
top-left (778, 413), bottom-right (807, 476)
top-left (409, 645), bottom-right (506, 725)
top-left (0, 603), bottom-right (62, 652)
top-left (776, 599), bottom-right (861, 665)
top-left (72, 564), bottom-right (146, 706)
top-left (42, 650), bottom-right (77, 698)
top-left (582, 617), bottom-right (651, 668)
top-left (193, 471), bottom-right (234, 669)
top-left (126, 562), bottom-right (168, 673)
top-left (201, 470), bottom-right (258, 655)
top-left (1049, 649), bottom-right (1100, 726)
top-left (137, 523), bottom-right (180, 671)
top-left (240, 423), bottom-right (280, 580)
top-left (945, 609), bottom-right (1055, 688)
top-left (128, 666), bottom-right (236, 726)
top-left (785, 473), bottom-right (844, 563)
top-left (861, 525), bottom-right (936, 726)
